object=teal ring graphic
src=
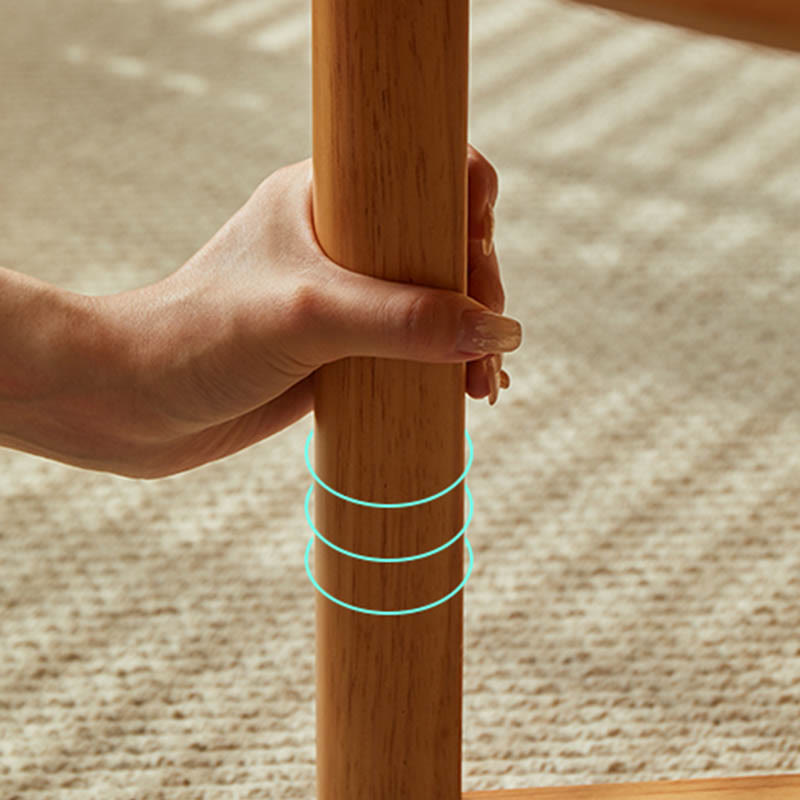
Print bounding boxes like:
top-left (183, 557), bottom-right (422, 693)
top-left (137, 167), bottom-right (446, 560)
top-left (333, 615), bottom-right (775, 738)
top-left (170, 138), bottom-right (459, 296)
top-left (303, 429), bottom-right (473, 508)
top-left (304, 482), bottom-right (473, 562)
top-left (304, 532), bottom-right (474, 617)
top-left (303, 428), bottom-right (475, 615)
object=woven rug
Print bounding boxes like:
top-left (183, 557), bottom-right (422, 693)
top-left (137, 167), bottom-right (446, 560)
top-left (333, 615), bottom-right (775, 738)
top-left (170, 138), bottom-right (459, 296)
top-left (2, 0), bottom-right (799, 796)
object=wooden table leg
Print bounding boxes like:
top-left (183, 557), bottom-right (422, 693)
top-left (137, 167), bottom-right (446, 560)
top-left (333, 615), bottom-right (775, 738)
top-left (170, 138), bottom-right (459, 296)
top-left (311, 0), bottom-right (469, 798)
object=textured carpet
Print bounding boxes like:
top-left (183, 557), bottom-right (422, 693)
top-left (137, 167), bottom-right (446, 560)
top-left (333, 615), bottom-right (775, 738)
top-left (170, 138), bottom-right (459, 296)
top-left (2, 0), bottom-right (800, 797)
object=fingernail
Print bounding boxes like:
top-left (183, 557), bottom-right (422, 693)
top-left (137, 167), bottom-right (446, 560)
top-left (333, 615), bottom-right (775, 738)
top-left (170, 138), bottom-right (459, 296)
top-left (482, 357), bottom-right (492, 396)
top-left (488, 367), bottom-right (499, 405)
top-left (458, 309), bottom-right (522, 355)
top-left (481, 205), bottom-right (495, 256)
top-left (488, 354), bottom-right (500, 406)
top-left (492, 352), bottom-right (503, 380)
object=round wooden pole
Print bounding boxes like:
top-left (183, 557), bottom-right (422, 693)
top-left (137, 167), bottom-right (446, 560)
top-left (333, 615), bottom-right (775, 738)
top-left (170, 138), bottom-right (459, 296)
top-left (311, 1), bottom-right (469, 798)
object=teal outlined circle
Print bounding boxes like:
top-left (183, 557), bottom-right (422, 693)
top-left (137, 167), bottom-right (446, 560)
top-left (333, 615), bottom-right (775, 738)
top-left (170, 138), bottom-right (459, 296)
top-left (304, 483), bottom-right (474, 562)
top-left (304, 429), bottom-right (473, 508)
top-left (304, 531), bottom-right (474, 616)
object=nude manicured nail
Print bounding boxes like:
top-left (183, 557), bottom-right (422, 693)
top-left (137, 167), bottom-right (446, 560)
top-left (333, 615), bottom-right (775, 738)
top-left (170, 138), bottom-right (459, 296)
top-left (486, 354), bottom-right (500, 405)
top-left (458, 310), bottom-right (522, 355)
top-left (482, 357), bottom-right (492, 396)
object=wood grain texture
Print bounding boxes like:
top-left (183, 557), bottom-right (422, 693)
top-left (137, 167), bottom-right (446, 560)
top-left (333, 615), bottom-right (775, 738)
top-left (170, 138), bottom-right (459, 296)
top-left (311, 1), bottom-right (469, 799)
top-left (464, 773), bottom-right (800, 798)
top-left (564, 0), bottom-right (800, 51)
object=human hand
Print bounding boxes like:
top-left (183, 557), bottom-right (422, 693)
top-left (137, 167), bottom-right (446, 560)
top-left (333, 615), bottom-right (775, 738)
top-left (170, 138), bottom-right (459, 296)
top-left (82, 145), bottom-right (522, 478)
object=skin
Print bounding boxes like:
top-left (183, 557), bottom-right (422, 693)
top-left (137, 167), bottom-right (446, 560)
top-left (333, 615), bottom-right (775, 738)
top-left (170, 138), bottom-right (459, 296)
top-left (3, 145), bottom-right (519, 479)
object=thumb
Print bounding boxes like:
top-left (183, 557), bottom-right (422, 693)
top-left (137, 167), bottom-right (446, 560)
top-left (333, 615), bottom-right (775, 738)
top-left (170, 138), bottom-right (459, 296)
top-left (303, 271), bottom-right (522, 366)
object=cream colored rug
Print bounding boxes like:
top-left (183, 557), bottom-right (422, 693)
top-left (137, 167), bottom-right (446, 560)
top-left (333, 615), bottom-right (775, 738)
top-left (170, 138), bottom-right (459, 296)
top-left (2, 0), bottom-right (800, 796)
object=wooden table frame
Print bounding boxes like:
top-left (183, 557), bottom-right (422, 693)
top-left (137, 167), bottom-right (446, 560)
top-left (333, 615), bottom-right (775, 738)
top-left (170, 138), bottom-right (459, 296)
top-left (309, 1), bottom-right (799, 797)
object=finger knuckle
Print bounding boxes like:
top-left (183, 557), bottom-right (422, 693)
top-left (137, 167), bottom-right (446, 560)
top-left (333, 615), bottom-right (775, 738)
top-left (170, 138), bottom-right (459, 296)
top-left (468, 150), bottom-right (500, 208)
top-left (489, 164), bottom-right (500, 206)
top-left (495, 286), bottom-right (506, 314)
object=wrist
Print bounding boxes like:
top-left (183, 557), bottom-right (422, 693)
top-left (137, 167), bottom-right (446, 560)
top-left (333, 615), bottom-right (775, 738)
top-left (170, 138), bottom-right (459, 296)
top-left (88, 268), bottom-right (221, 443)
top-left (0, 267), bottom-right (141, 470)
top-left (0, 268), bottom-right (70, 405)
